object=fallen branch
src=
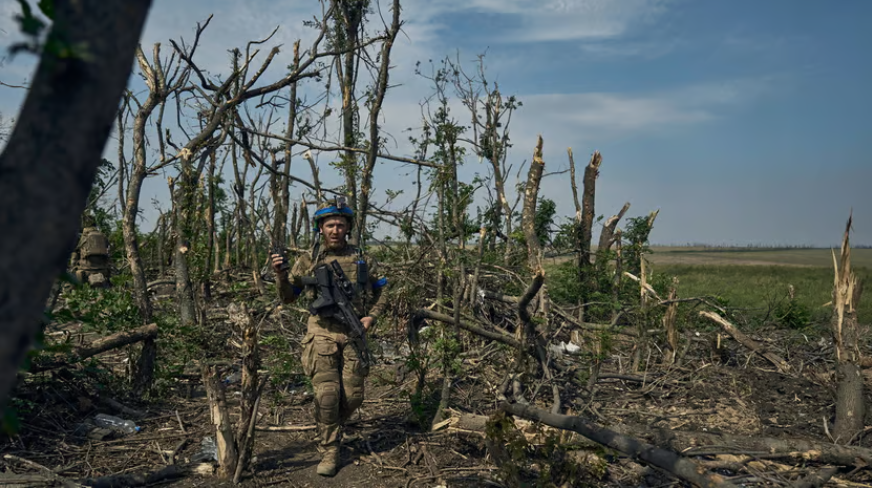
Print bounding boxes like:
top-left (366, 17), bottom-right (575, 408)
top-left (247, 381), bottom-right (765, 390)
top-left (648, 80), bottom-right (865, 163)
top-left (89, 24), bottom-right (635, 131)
top-left (501, 402), bottom-right (736, 488)
top-left (415, 309), bottom-right (521, 350)
top-left (3, 454), bottom-right (82, 487)
top-left (255, 424), bottom-right (316, 432)
top-left (794, 466), bottom-right (842, 488)
top-left (31, 323), bottom-right (159, 372)
top-left (77, 464), bottom-right (212, 488)
top-left (698, 311), bottom-right (790, 373)
top-left (653, 428), bottom-right (872, 467)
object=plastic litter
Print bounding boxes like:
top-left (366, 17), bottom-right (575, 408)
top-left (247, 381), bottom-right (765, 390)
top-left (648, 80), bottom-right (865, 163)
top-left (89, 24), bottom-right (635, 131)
top-left (192, 436), bottom-right (218, 463)
top-left (93, 413), bottom-right (140, 435)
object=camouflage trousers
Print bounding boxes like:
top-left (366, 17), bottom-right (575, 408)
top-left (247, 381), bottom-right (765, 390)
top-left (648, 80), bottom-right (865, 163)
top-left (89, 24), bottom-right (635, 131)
top-left (301, 333), bottom-right (369, 450)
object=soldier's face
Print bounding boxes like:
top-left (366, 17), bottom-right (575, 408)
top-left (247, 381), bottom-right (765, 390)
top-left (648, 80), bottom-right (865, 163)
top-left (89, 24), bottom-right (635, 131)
top-left (320, 216), bottom-right (349, 248)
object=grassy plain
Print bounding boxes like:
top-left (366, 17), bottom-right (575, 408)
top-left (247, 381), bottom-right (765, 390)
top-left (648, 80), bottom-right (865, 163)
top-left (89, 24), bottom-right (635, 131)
top-left (644, 247), bottom-right (872, 324)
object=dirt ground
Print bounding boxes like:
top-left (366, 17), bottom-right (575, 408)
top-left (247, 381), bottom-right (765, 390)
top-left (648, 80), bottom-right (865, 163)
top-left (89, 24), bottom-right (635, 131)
top-left (4, 321), bottom-right (872, 488)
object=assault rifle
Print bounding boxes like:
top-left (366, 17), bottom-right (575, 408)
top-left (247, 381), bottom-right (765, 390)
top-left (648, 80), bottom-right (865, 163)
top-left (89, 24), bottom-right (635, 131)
top-left (301, 260), bottom-right (375, 368)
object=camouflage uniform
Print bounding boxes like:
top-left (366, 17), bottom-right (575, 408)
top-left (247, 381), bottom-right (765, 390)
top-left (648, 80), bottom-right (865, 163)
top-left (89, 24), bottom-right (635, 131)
top-left (72, 222), bottom-right (111, 288)
top-left (276, 202), bottom-right (388, 475)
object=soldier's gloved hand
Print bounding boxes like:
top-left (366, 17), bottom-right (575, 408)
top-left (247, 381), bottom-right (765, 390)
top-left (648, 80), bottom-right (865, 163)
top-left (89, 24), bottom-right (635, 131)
top-left (361, 316), bottom-right (374, 332)
top-left (270, 253), bottom-right (287, 276)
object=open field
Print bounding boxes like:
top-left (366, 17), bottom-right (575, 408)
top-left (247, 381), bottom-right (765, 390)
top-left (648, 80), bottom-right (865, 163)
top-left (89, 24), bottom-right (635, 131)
top-left (541, 246), bottom-right (872, 325)
top-left (643, 247), bottom-right (872, 325)
top-left (646, 246), bottom-right (872, 268)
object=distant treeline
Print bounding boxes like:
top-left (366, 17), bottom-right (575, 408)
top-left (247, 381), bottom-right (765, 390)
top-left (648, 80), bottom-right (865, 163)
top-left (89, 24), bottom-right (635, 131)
top-left (652, 243), bottom-right (872, 250)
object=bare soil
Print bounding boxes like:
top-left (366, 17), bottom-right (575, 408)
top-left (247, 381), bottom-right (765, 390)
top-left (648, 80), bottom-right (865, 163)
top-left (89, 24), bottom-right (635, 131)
top-left (4, 322), bottom-right (871, 487)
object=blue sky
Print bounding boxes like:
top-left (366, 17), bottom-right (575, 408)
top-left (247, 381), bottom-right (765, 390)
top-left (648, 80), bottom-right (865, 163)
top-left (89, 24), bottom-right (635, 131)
top-left (0, 0), bottom-right (870, 246)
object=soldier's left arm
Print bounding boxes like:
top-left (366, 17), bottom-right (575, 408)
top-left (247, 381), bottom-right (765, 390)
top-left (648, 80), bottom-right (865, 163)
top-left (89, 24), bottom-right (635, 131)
top-left (365, 254), bottom-right (389, 321)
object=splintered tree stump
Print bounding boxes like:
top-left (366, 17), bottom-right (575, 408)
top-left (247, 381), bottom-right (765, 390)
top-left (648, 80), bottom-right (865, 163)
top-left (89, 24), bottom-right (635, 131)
top-left (202, 364), bottom-right (238, 478)
top-left (662, 277), bottom-right (680, 365)
top-left (830, 213), bottom-right (865, 444)
top-left (228, 302), bottom-right (261, 479)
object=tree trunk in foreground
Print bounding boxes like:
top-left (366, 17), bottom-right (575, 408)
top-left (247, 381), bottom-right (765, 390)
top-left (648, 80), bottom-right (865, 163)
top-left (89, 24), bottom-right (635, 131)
top-left (0, 0), bottom-right (154, 406)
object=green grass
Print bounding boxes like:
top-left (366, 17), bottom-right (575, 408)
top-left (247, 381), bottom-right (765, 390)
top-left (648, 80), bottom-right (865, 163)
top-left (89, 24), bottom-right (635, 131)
top-left (647, 247), bottom-right (872, 268)
top-left (653, 264), bottom-right (872, 325)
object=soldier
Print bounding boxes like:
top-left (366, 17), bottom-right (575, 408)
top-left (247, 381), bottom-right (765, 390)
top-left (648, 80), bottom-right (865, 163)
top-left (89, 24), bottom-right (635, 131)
top-left (72, 214), bottom-right (111, 288)
top-left (271, 198), bottom-right (388, 477)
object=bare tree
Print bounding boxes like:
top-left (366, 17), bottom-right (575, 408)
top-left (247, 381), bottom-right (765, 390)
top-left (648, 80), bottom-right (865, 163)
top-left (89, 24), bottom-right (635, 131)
top-left (356, 0), bottom-right (402, 245)
top-left (124, 41), bottom-right (190, 326)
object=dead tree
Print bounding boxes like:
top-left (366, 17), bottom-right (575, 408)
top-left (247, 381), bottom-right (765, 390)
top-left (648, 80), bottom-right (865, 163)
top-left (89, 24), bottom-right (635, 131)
top-left (334, 0), bottom-right (368, 225)
top-left (595, 201), bottom-right (631, 276)
top-left (520, 136), bottom-right (545, 274)
top-left (448, 53), bottom-right (521, 260)
top-left (662, 277), bottom-right (680, 365)
top-left (0, 0), bottom-right (153, 406)
top-left (830, 213), bottom-right (865, 444)
top-left (123, 41), bottom-right (190, 326)
top-left (356, 0), bottom-right (402, 246)
top-left (122, 41), bottom-right (190, 396)
top-left (202, 303), bottom-right (265, 481)
top-left (579, 151), bottom-right (602, 287)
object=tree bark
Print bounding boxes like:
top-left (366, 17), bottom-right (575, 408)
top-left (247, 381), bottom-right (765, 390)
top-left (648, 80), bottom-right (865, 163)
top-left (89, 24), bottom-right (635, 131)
top-left (579, 151), bottom-right (602, 282)
top-left (202, 364), bottom-right (238, 479)
top-left (336, 0), bottom-right (366, 231)
top-left (595, 201), bottom-right (631, 275)
top-left (228, 303), bottom-right (260, 473)
top-left (0, 0), bottom-right (154, 406)
top-left (520, 136), bottom-right (545, 273)
top-left (831, 213), bottom-right (865, 444)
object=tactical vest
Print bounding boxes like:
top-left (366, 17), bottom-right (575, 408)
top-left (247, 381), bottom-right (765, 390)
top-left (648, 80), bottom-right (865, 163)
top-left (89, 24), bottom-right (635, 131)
top-left (309, 246), bottom-right (373, 315)
top-left (80, 228), bottom-right (109, 259)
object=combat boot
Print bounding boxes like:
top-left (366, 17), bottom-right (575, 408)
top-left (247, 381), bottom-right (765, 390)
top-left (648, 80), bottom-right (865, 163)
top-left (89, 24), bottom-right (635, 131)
top-left (317, 446), bottom-right (340, 477)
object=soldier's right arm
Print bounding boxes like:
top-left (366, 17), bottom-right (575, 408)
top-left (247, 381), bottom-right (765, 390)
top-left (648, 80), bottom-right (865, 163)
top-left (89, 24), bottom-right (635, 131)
top-left (277, 254), bottom-right (310, 304)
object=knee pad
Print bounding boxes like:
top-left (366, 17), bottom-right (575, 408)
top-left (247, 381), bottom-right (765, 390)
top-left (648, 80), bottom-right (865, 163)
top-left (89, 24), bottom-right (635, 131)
top-left (315, 382), bottom-right (340, 424)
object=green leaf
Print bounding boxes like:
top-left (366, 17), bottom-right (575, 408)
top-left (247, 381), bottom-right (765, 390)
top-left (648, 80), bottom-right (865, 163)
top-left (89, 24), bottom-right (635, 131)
top-left (14, 0), bottom-right (46, 37)
top-left (37, 0), bottom-right (54, 20)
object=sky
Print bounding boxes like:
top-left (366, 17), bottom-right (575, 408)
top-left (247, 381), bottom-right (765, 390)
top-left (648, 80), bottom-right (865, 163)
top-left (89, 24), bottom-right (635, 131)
top-left (0, 0), bottom-right (870, 247)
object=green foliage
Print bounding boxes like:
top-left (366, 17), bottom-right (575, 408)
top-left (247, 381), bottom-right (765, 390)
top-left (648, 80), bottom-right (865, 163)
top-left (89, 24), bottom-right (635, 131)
top-left (534, 198), bottom-right (557, 246)
top-left (53, 285), bottom-right (140, 335)
top-left (623, 214), bottom-right (655, 275)
top-left (11, 0), bottom-right (92, 60)
top-left (261, 334), bottom-right (303, 388)
top-left (485, 411), bottom-right (602, 487)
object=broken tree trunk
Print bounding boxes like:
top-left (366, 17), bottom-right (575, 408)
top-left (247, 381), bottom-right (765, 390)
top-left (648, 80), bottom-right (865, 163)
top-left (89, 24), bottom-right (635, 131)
top-left (663, 277), bottom-right (679, 365)
top-left (650, 427), bottom-right (872, 467)
top-left (579, 151), bottom-right (602, 286)
top-left (501, 402), bottom-right (736, 488)
top-left (202, 364), bottom-right (238, 479)
top-left (830, 212), bottom-right (865, 444)
top-left (416, 309), bottom-right (522, 350)
top-left (699, 311), bottom-right (790, 373)
top-left (595, 202), bottom-right (631, 275)
top-left (31, 323), bottom-right (158, 372)
top-left (441, 410), bottom-right (872, 469)
top-left (520, 136), bottom-right (545, 274)
top-left (228, 302), bottom-right (261, 476)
